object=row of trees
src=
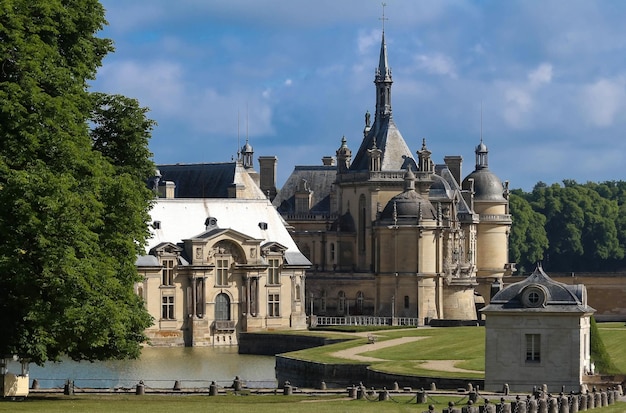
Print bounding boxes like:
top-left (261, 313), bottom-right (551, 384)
top-left (0, 1), bottom-right (155, 364)
top-left (509, 180), bottom-right (626, 273)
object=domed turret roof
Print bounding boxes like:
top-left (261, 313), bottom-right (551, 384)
top-left (242, 142), bottom-right (253, 153)
top-left (380, 190), bottom-right (436, 222)
top-left (463, 168), bottom-right (505, 201)
top-left (462, 138), bottom-right (506, 201)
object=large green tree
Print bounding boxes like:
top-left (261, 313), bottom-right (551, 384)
top-left (522, 181), bottom-right (623, 272)
top-left (508, 191), bottom-right (548, 273)
top-left (0, 0), bottom-right (153, 364)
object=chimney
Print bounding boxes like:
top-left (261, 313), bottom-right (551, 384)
top-left (443, 155), bottom-right (463, 185)
top-left (158, 181), bottom-right (176, 199)
top-left (258, 156), bottom-right (277, 200)
top-left (322, 156), bottom-right (335, 166)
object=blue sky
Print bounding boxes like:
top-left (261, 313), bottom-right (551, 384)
top-left (93, 1), bottom-right (626, 191)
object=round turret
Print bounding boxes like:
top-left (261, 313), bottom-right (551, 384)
top-left (462, 139), bottom-right (505, 201)
top-left (463, 168), bottom-right (506, 201)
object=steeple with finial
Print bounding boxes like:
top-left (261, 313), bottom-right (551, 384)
top-left (475, 105), bottom-right (488, 170)
top-left (375, 3), bottom-right (392, 120)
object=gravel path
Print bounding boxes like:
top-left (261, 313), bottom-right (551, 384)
top-left (331, 333), bottom-right (483, 374)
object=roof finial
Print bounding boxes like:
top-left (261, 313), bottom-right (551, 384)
top-left (480, 100), bottom-right (483, 144)
top-left (380, 3), bottom-right (388, 33)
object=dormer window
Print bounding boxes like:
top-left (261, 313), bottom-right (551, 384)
top-left (521, 285), bottom-right (547, 308)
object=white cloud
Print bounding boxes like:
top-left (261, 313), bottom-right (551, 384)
top-left (415, 53), bottom-right (457, 78)
top-left (284, 79), bottom-right (293, 86)
top-left (503, 88), bottom-right (532, 128)
top-left (528, 63), bottom-right (553, 88)
top-left (96, 59), bottom-right (274, 138)
top-left (499, 63), bottom-right (554, 128)
top-left (97, 60), bottom-right (185, 113)
top-left (357, 29), bottom-right (381, 55)
top-left (580, 77), bottom-right (626, 127)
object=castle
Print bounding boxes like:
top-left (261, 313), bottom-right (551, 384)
top-left (272, 28), bottom-right (513, 325)
top-left (136, 26), bottom-right (513, 346)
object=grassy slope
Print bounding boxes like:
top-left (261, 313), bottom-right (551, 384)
top-left (285, 323), bottom-right (626, 378)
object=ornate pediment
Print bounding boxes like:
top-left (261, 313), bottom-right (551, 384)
top-left (149, 242), bottom-right (183, 256)
top-left (261, 241), bottom-right (288, 256)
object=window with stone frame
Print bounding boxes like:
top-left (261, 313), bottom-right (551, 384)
top-left (338, 290), bottom-right (346, 314)
top-left (525, 333), bottom-right (541, 362)
top-left (268, 293), bottom-right (280, 317)
top-left (267, 258), bottom-right (281, 285)
top-left (162, 295), bottom-right (175, 320)
top-left (216, 258), bottom-right (229, 286)
top-left (356, 291), bottom-right (364, 314)
top-left (162, 259), bottom-right (175, 286)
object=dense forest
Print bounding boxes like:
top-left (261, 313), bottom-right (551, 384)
top-left (509, 180), bottom-right (626, 274)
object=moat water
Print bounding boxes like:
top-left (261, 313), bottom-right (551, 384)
top-left (7, 346), bottom-right (276, 389)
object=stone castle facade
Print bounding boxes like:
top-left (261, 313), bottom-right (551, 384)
top-left (272, 29), bottom-right (513, 324)
top-left (135, 27), bottom-right (514, 346)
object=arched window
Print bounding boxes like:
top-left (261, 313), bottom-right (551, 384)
top-left (356, 291), bottom-right (364, 314)
top-left (215, 293), bottom-right (230, 321)
top-left (320, 290), bottom-right (327, 313)
top-left (338, 291), bottom-right (346, 314)
top-left (295, 284), bottom-right (301, 302)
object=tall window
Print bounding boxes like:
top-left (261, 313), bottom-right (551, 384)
top-left (162, 295), bottom-right (174, 319)
top-left (268, 293), bottom-right (280, 317)
top-left (215, 293), bottom-right (230, 321)
top-left (338, 291), bottom-right (346, 314)
top-left (358, 195), bottom-right (366, 252)
top-left (216, 258), bottom-right (229, 286)
top-left (268, 258), bottom-right (280, 285)
top-left (526, 334), bottom-right (541, 362)
top-left (356, 291), bottom-right (364, 314)
top-left (162, 259), bottom-right (175, 285)
top-left (320, 290), bottom-right (327, 313)
top-left (404, 295), bottom-right (410, 309)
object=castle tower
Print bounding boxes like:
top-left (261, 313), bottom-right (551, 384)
top-left (462, 139), bottom-right (511, 303)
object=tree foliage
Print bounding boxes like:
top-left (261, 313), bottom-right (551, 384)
top-left (510, 180), bottom-right (626, 273)
top-left (508, 191), bottom-right (548, 273)
top-left (0, 0), bottom-right (153, 364)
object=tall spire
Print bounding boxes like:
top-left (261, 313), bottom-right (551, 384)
top-left (375, 3), bottom-right (392, 120)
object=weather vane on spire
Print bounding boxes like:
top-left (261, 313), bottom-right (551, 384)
top-left (380, 3), bottom-right (388, 33)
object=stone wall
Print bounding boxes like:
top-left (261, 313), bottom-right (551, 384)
top-left (238, 333), bottom-right (348, 356)
top-left (275, 355), bottom-right (484, 390)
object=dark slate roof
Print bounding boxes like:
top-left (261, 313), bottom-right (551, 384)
top-left (349, 118), bottom-right (417, 172)
top-left (285, 251), bottom-right (313, 267)
top-left (481, 266), bottom-right (595, 314)
top-left (379, 189), bottom-right (437, 223)
top-left (158, 162), bottom-right (237, 198)
top-left (273, 165), bottom-right (337, 214)
top-left (329, 211), bottom-right (356, 232)
top-left (432, 165), bottom-right (473, 215)
top-left (135, 255), bottom-right (160, 267)
top-left (462, 167), bottom-right (506, 202)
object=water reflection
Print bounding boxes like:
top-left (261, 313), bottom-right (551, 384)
top-left (8, 347), bottom-right (276, 389)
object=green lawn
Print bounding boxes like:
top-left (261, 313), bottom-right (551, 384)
top-left (285, 323), bottom-right (626, 379)
top-left (597, 322), bottom-right (626, 373)
top-left (2, 324), bottom-right (625, 412)
top-left (1, 394), bottom-right (624, 413)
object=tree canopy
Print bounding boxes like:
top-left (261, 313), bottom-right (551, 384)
top-left (509, 180), bottom-right (626, 273)
top-left (0, 0), bottom-right (153, 364)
